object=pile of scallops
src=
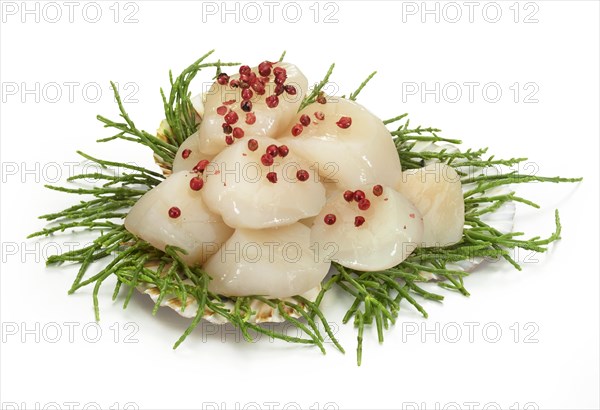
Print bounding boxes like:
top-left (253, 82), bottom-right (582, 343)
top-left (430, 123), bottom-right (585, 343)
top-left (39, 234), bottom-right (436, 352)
top-left (124, 62), bottom-right (465, 299)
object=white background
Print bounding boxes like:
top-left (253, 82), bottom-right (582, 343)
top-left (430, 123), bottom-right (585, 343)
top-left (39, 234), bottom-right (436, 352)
top-left (1, 1), bottom-right (599, 409)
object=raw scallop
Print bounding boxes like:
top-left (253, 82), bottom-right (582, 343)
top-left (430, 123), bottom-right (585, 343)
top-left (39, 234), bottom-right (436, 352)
top-left (197, 62), bottom-right (308, 155)
top-left (124, 171), bottom-right (233, 266)
top-left (279, 98), bottom-right (402, 189)
top-left (397, 163), bottom-right (464, 247)
top-left (172, 131), bottom-right (214, 173)
top-left (204, 223), bottom-right (330, 298)
top-left (310, 185), bottom-right (423, 271)
top-left (201, 137), bottom-right (326, 229)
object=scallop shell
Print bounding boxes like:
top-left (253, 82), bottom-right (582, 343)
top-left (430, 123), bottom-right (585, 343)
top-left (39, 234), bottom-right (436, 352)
top-left (142, 116), bottom-right (516, 321)
top-left (137, 263), bottom-right (323, 324)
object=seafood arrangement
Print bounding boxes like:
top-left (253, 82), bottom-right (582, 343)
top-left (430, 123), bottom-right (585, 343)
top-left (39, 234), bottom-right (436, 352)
top-left (30, 51), bottom-right (581, 364)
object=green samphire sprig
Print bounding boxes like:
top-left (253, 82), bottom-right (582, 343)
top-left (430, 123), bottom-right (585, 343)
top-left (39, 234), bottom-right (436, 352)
top-left (29, 50), bottom-right (582, 365)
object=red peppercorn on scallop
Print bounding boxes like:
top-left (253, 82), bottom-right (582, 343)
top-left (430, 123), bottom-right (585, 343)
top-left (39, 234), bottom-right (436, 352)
top-left (200, 137), bottom-right (326, 229)
top-left (310, 185), bottom-right (423, 271)
top-left (397, 163), bottom-right (465, 247)
top-left (278, 97), bottom-right (402, 189)
top-left (197, 62), bottom-right (308, 155)
top-left (172, 130), bottom-right (216, 173)
top-left (124, 171), bottom-right (234, 266)
top-left (204, 223), bottom-right (331, 298)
